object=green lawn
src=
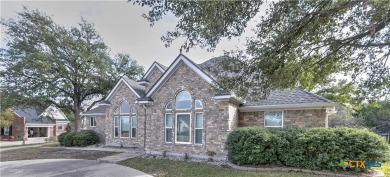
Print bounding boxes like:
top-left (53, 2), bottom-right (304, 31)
top-left (120, 158), bottom-right (319, 177)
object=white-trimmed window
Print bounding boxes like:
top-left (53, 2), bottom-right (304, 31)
top-left (131, 108), bottom-right (137, 138)
top-left (176, 91), bottom-right (191, 109)
top-left (264, 111), bottom-right (283, 127)
top-left (176, 113), bottom-right (191, 144)
top-left (4, 126), bottom-right (10, 135)
top-left (90, 116), bottom-right (96, 127)
top-left (165, 101), bottom-right (173, 143)
top-left (194, 113), bottom-right (203, 144)
top-left (195, 100), bottom-right (203, 109)
top-left (113, 101), bottom-right (134, 138)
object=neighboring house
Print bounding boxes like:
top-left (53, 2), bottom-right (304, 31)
top-left (0, 105), bottom-right (70, 141)
top-left (81, 54), bottom-right (337, 158)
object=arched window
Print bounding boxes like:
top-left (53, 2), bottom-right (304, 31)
top-left (176, 91), bottom-right (191, 109)
top-left (113, 101), bottom-right (136, 138)
top-left (195, 100), bottom-right (203, 109)
top-left (165, 101), bottom-right (173, 143)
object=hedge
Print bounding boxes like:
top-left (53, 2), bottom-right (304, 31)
top-left (58, 132), bottom-right (69, 146)
top-left (73, 130), bottom-right (99, 147)
top-left (63, 132), bottom-right (78, 147)
top-left (59, 131), bottom-right (99, 147)
top-left (226, 127), bottom-right (388, 171)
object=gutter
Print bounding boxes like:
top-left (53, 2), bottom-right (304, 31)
top-left (239, 102), bottom-right (338, 112)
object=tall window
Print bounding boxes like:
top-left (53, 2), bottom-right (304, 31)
top-left (131, 108), bottom-right (137, 138)
top-left (176, 114), bottom-right (191, 143)
top-left (194, 113), bottom-right (203, 144)
top-left (4, 126), bottom-right (10, 135)
top-left (113, 101), bottom-right (136, 138)
top-left (90, 116), bottom-right (96, 127)
top-left (264, 111), bottom-right (283, 127)
top-left (165, 101), bottom-right (173, 143)
top-left (176, 91), bottom-right (191, 109)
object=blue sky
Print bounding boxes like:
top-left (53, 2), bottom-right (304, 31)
top-left (1, 1), bottom-right (254, 70)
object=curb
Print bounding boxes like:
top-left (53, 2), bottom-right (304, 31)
top-left (226, 162), bottom-right (385, 177)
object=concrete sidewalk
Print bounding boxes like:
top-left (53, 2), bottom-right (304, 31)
top-left (0, 138), bottom-right (46, 147)
top-left (0, 159), bottom-right (152, 177)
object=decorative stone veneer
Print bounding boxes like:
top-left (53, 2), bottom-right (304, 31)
top-left (145, 68), bottom-right (163, 93)
top-left (238, 109), bottom-right (326, 128)
top-left (104, 83), bottom-right (146, 147)
top-left (146, 61), bottom-right (230, 156)
top-left (84, 115), bottom-right (106, 143)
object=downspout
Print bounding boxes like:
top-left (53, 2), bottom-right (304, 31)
top-left (143, 104), bottom-right (147, 151)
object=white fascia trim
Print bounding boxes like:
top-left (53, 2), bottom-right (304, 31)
top-left (143, 62), bottom-right (165, 79)
top-left (213, 95), bottom-right (233, 100)
top-left (98, 103), bottom-right (111, 106)
top-left (146, 55), bottom-right (214, 97)
top-left (135, 100), bottom-right (153, 104)
top-left (137, 81), bottom-right (149, 85)
top-left (26, 124), bottom-right (56, 127)
top-left (239, 102), bottom-right (338, 112)
top-left (80, 113), bottom-right (106, 116)
top-left (105, 78), bottom-right (141, 101)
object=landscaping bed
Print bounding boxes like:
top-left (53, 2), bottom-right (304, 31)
top-left (0, 147), bottom-right (118, 162)
top-left (120, 157), bottom-right (319, 177)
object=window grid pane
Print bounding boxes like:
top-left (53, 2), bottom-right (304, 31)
top-left (176, 91), bottom-right (191, 109)
top-left (131, 116), bottom-right (137, 138)
top-left (195, 100), bottom-right (203, 109)
top-left (121, 116), bottom-right (130, 137)
top-left (264, 111), bottom-right (283, 127)
top-left (165, 114), bottom-right (172, 128)
top-left (165, 128), bottom-right (172, 142)
top-left (114, 117), bottom-right (119, 137)
top-left (176, 114), bottom-right (190, 143)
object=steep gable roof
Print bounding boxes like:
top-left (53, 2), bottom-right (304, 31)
top-left (105, 76), bottom-right (146, 101)
top-left (145, 54), bottom-right (216, 98)
top-left (141, 61), bottom-right (167, 80)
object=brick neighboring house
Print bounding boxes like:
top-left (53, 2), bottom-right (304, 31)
top-left (81, 54), bottom-right (337, 158)
top-left (0, 105), bottom-right (70, 141)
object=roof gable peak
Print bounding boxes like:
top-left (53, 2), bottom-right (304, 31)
top-left (145, 54), bottom-right (215, 97)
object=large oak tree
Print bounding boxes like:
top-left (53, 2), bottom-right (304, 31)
top-left (130, 0), bottom-right (390, 101)
top-left (0, 8), bottom-right (144, 131)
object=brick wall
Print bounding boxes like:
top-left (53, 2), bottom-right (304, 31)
top-left (104, 83), bottom-right (146, 147)
top-left (146, 61), bottom-right (230, 156)
top-left (238, 109), bottom-right (326, 128)
top-left (0, 114), bottom-right (25, 141)
top-left (86, 115), bottom-right (106, 144)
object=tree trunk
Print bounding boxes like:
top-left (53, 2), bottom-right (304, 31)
top-left (73, 100), bottom-right (81, 132)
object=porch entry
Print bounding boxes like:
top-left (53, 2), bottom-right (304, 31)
top-left (27, 127), bottom-right (49, 137)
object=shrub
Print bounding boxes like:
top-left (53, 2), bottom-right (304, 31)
top-left (58, 132), bottom-right (69, 146)
top-left (73, 130), bottom-right (99, 147)
top-left (226, 127), bottom-right (388, 171)
top-left (63, 132), bottom-right (77, 147)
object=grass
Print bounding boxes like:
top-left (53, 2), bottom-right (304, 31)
top-left (120, 157), bottom-right (320, 177)
top-left (0, 147), bottom-right (118, 162)
top-left (372, 150), bottom-right (390, 177)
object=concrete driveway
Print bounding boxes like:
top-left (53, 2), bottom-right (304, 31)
top-left (0, 159), bottom-right (152, 177)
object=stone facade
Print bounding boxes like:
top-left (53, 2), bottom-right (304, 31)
top-left (238, 109), bottom-right (326, 128)
top-left (86, 55), bottom-right (332, 158)
top-left (84, 115), bottom-right (106, 143)
top-left (105, 83), bottom-right (146, 147)
top-left (146, 61), bottom-right (230, 156)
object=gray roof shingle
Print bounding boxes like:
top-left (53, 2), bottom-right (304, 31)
top-left (123, 76), bottom-right (146, 98)
top-left (243, 88), bottom-right (333, 106)
top-left (13, 107), bottom-right (55, 124)
top-left (83, 105), bottom-right (109, 115)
